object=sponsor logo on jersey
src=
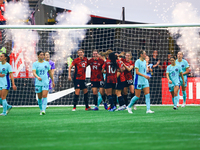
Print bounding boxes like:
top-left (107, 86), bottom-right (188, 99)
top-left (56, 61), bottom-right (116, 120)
top-left (2, 68), bottom-right (5, 71)
top-left (181, 65), bottom-right (184, 67)
top-left (175, 68), bottom-right (178, 72)
top-left (45, 65), bottom-right (47, 68)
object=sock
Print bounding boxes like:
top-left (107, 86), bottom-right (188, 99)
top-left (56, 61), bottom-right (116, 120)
top-left (102, 94), bottom-right (106, 103)
top-left (38, 99), bottom-right (43, 111)
top-left (172, 98), bottom-right (174, 105)
top-left (2, 99), bottom-right (8, 114)
top-left (183, 91), bottom-right (187, 104)
top-left (0, 98), bottom-right (2, 105)
top-left (118, 96), bottom-right (124, 106)
top-left (42, 97), bottom-right (47, 111)
top-left (174, 96), bottom-right (178, 107)
top-left (108, 95), bottom-right (114, 108)
top-left (84, 92), bottom-right (89, 108)
top-left (145, 94), bottom-right (150, 111)
top-left (73, 94), bottom-right (79, 108)
top-left (112, 94), bottom-right (117, 107)
top-left (123, 95), bottom-right (128, 106)
top-left (97, 92), bottom-right (102, 107)
top-left (93, 94), bottom-right (98, 106)
top-left (177, 89), bottom-right (180, 104)
top-left (128, 96), bottom-right (139, 108)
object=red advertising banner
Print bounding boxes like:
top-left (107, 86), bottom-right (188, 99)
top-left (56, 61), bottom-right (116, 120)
top-left (162, 77), bottom-right (200, 104)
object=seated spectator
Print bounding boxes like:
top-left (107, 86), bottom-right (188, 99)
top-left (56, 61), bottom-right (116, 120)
top-left (162, 53), bottom-right (171, 77)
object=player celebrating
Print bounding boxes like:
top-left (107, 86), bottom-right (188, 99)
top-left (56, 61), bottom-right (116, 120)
top-left (127, 50), bottom-right (154, 114)
top-left (121, 52), bottom-right (136, 110)
top-left (102, 52), bottom-right (121, 112)
top-left (176, 52), bottom-right (189, 107)
top-left (0, 53), bottom-right (17, 116)
top-left (68, 49), bottom-right (91, 111)
top-left (88, 50), bottom-right (105, 110)
top-left (32, 51), bottom-right (55, 115)
top-left (166, 56), bottom-right (185, 110)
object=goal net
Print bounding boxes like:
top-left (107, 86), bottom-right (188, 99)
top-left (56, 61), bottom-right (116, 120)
top-left (1, 24), bottom-right (200, 106)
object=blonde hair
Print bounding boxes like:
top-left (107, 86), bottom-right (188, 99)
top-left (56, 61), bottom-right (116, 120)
top-left (125, 52), bottom-right (132, 58)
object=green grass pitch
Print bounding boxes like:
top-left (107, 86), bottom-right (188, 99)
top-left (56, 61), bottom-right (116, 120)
top-left (0, 106), bottom-right (199, 150)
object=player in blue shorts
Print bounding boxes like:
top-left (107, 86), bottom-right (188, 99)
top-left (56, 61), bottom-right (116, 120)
top-left (176, 52), bottom-right (189, 107)
top-left (127, 50), bottom-right (154, 114)
top-left (0, 53), bottom-right (17, 116)
top-left (166, 56), bottom-right (185, 110)
top-left (32, 51), bottom-right (55, 115)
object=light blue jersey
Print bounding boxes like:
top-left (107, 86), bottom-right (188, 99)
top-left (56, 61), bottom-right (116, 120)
top-left (175, 59), bottom-right (189, 87)
top-left (166, 64), bottom-right (182, 91)
top-left (134, 59), bottom-right (149, 89)
top-left (0, 62), bottom-right (12, 90)
top-left (32, 61), bottom-right (51, 87)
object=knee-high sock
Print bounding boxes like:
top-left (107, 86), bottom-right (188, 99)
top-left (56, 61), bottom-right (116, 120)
top-left (172, 97), bottom-right (174, 105)
top-left (174, 96), bottom-right (178, 107)
top-left (123, 95), bottom-right (128, 106)
top-left (112, 94), bottom-right (117, 106)
top-left (177, 89), bottom-right (180, 104)
top-left (93, 94), bottom-right (98, 106)
top-left (97, 92), bottom-right (102, 107)
top-left (183, 91), bottom-right (187, 104)
top-left (42, 97), bottom-right (47, 111)
top-left (84, 92), bottom-right (89, 108)
top-left (118, 96), bottom-right (125, 106)
top-left (2, 99), bottom-right (8, 114)
top-left (145, 94), bottom-right (150, 111)
top-left (128, 96), bottom-right (139, 108)
top-left (38, 99), bottom-right (42, 111)
top-left (73, 94), bottom-right (79, 108)
top-left (108, 95), bottom-right (114, 108)
top-left (102, 94), bottom-right (106, 103)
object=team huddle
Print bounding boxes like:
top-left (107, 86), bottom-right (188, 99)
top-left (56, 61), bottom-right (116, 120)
top-left (0, 49), bottom-right (189, 116)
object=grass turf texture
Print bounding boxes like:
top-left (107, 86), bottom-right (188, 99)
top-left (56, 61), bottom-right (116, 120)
top-left (0, 106), bottom-right (199, 150)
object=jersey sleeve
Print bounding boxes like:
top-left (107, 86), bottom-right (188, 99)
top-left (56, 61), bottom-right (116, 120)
top-left (179, 66), bottom-right (182, 73)
top-left (51, 62), bottom-right (55, 70)
top-left (8, 64), bottom-right (12, 73)
top-left (185, 60), bottom-right (189, 68)
top-left (32, 62), bottom-right (36, 70)
top-left (48, 63), bottom-right (51, 71)
top-left (135, 60), bottom-right (139, 69)
top-left (88, 59), bottom-right (92, 65)
top-left (102, 62), bottom-right (106, 70)
top-left (166, 66), bottom-right (169, 73)
top-left (71, 59), bottom-right (76, 66)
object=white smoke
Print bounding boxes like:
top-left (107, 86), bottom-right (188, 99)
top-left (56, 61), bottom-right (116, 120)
top-left (52, 4), bottom-right (91, 78)
top-left (4, 0), bottom-right (39, 73)
top-left (169, 2), bottom-right (200, 77)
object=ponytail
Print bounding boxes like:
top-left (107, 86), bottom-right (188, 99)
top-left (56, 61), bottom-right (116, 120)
top-left (108, 52), bottom-right (117, 70)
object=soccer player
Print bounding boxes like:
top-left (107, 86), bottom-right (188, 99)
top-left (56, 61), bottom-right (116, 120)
top-left (166, 56), bottom-right (185, 110)
top-left (0, 53), bottom-right (17, 116)
top-left (32, 51), bottom-right (55, 115)
top-left (102, 52), bottom-right (121, 111)
top-left (68, 49), bottom-right (91, 111)
top-left (88, 50), bottom-right (105, 110)
top-left (176, 52), bottom-right (189, 107)
top-left (121, 52), bottom-right (136, 110)
top-left (127, 50), bottom-right (154, 114)
top-left (44, 52), bottom-right (55, 94)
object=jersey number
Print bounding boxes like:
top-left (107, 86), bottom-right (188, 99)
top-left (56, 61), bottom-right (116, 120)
top-left (39, 70), bottom-right (45, 75)
top-left (108, 65), bottom-right (116, 73)
top-left (93, 65), bottom-right (97, 70)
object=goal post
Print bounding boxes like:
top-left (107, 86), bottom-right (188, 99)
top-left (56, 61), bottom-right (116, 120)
top-left (1, 24), bottom-right (200, 106)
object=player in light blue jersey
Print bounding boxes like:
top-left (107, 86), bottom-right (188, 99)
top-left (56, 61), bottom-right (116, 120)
top-left (0, 53), bottom-right (17, 116)
top-left (127, 50), bottom-right (154, 114)
top-left (176, 52), bottom-right (190, 107)
top-left (166, 56), bottom-right (185, 110)
top-left (32, 51), bottom-right (55, 115)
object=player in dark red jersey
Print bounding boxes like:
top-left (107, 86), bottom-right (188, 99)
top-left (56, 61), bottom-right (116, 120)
top-left (102, 52), bottom-right (122, 111)
top-left (121, 52), bottom-right (136, 110)
top-left (115, 55), bottom-right (126, 111)
top-left (68, 49), bottom-right (91, 111)
top-left (88, 50), bottom-right (106, 110)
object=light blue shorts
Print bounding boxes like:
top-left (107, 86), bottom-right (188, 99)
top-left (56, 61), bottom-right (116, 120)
top-left (0, 85), bottom-right (11, 90)
top-left (134, 82), bottom-right (149, 90)
top-left (35, 85), bottom-right (49, 93)
top-left (180, 76), bottom-right (187, 87)
top-left (168, 83), bottom-right (180, 92)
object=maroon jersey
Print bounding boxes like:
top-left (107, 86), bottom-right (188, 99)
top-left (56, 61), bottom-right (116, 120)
top-left (88, 58), bottom-right (104, 82)
top-left (122, 58), bottom-right (134, 80)
top-left (102, 59), bottom-right (120, 83)
top-left (117, 59), bottom-right (126, 82)
top-left (72, 57), bottom-right (88, 80)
